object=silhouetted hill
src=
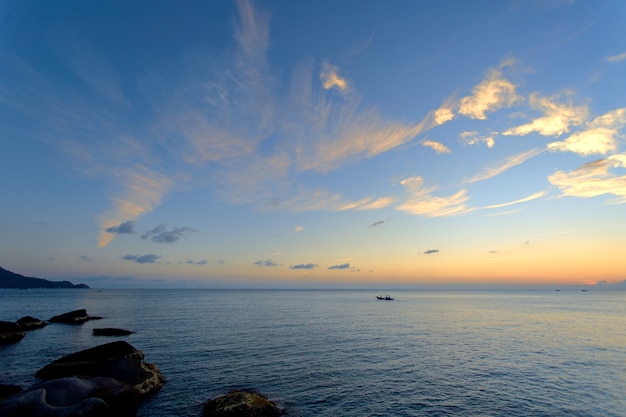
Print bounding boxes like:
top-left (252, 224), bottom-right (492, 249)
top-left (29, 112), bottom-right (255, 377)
top-left (0, 267), bottom-right (89, 289)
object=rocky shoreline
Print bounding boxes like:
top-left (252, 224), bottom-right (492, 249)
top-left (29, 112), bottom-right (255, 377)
top-left (0, 309), bottom-right (284, 417)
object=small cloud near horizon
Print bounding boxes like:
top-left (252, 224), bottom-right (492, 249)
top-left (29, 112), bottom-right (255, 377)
top-left (423, 249), bottom-right (439, 255)
top-left (105, 220), bottom-right (136, 235)
top-left (328, 263), bottom-right (351, 270)
top-left (122, 254), bottom-right (161, 264)
top-left (369, 220), bottom-right (385, 228)
top-left (290, 263), bottom-right (318, 269)
top-left (185, 259), bottom-right (208, 265)
top-left (254, 259), bottom-right (279, 266)
top-left (141, 224), bottom-right (196, 243)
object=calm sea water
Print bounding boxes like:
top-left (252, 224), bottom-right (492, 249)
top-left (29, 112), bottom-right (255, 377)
top-left (1, 289), bottom-right (624, 416)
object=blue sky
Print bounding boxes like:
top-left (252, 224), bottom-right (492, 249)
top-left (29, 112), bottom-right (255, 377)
top-left (1, 0), bottom-right (625, 288)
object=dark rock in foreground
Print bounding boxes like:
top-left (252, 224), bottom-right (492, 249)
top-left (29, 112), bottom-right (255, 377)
top-left (17, 316), bottom-right (48, 330)
top-left (0, 384), bottom-right (22, 401)
top-left (203, 391), bottom-right (283, 417)
top-left (0, 376), bottom-right (141, 417)
top-left (49, 309), bottom-right (91, 324)
top-left (35, 341), bottom-right (166, 398)
top-left (93, 328), bottom-right (133, 337)
top-left (0, 321), bottom-right (25, 345)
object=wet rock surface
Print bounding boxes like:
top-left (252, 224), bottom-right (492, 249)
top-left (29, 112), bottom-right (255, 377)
top-left (0, 321), bottom-right (25, 344)
top-left (49, 309), bottom-right (91, 324)
top-left (0, 376), bottom-right (141, 417)
top-left (92, 328), bottom-right (133, 337)
top-left (16, 316), bottom-right (48, 330)
top-left (1, 341), bottom-right (166, 417)
top-left (35, 341), bottom-right (166, 397)
top-left (203, 391), bottom-right (283, 417)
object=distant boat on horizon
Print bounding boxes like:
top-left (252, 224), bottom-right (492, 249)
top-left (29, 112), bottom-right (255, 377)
top-left (375, 295), bottom-right (394, 300)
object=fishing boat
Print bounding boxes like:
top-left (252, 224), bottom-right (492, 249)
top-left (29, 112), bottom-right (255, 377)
top-left (376, 295), bottom-right (394, 300)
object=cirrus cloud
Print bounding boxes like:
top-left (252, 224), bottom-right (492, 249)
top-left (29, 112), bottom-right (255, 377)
top-left (548, 157), bottom-right (626, 202)
top-left (397, 176), bottom-right (473, 217)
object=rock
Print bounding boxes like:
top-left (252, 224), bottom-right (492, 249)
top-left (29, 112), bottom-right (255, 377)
top-left (93, 328), bottom-right (133, 337)
top-left (0, 321), bottom-right (25, 344)
top-left (16, 316), bottom-right (48, 330)
top-left (202, 391), bottom-right (283, 417)
top-left (49, 309), bottom-right (90, 324)
top-left (35, 341), bottom-right (166, 398)
top-left (0, 376), bottom-right (141, 417)
top-left (0, 384), bottom-right (22, 401)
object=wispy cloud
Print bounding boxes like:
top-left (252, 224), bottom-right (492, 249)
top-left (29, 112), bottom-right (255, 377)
top-left (294, 104), bottom-right (435, 173)
top-left (289, 263), bottom-right (318, 269)
top-left (336, 197), bottom-right (396, 211)
top-left (548, 157), bottom-right (626, 202)
top-left (122, 254), bottom-right (161, 264)
top-left (397, 176), bottom-right (473, 217)
top-left (369, 220), bottom-right (385, 228)
top-left (294, 225), bottom-right (304, 232)
top-left (469, 148), bottom-right (544, 183)
top-left (98, 166), bottom-right (173, 248)
top-left (461, 131), bottom-right (495, 148)
top-left (270, 188), bottom-right (395, 213)
top-left (254, 259), bottom-right (279, 266)
top-left (136, 1), bottom-right (438, 215)
top-left (328, 263), bottom-right (351, 270)
top-left (548, 108), bottom-right (626, 156)
top-left (422, 140), bottom-right (451, 154)
top-left (484, 191), bottom-right (546, 209)
top-left (141, 224), bottom-right (196, 243)
top-left (606, 52), bottom-right (626, 63)
top-left (185, 259), bottom-right (208, 265)
top-left (423, 249), bottom-right (439, 255)
top-left (503, 94), bottom-right (587, 137)
top-left (49, 26), bottom-right (129, 106)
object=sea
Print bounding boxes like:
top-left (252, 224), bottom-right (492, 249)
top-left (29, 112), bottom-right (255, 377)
top-left (1, 288), bottom-right (624, 417)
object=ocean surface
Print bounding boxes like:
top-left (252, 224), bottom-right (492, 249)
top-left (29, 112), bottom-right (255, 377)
top-left (1, 288), bottom-right (624, 416)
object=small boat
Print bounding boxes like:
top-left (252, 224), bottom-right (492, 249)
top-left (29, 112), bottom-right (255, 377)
top-left (376, 295), bottom-right (394, 300)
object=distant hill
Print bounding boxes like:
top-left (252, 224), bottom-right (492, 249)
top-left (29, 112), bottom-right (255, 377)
top-left (0, 267), bottom-right (89, 289)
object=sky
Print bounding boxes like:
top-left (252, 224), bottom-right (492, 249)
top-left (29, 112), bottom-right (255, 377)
top-left (1, 0), bottom-right (626, 288)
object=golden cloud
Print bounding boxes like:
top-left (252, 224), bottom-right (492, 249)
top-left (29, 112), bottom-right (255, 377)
top-left (548, 159), bottom-right (626, 202)
top-left (502, 94), bottom-right (588, 137)
top-left (547, 108), bottom-right (626, 156)
top-left (422, 140), bottom-right (451, 154)
top-left (397, 176), bottom-right (473, 217)
top-left (457, 64), bottom-right (521, 120)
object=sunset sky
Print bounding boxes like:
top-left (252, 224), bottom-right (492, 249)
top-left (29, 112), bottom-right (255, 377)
top-left (1, 0), bottom-right (625, 288)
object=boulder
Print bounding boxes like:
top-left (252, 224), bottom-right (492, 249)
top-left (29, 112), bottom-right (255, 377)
top-left (93, 328), bottom-right (133, 337)
top-left (49, 309), bottom-right (90, 324)
top-left (35, 341), bottom-right (166, 398)
top-left (202, 391), bottom-right (283, 417)
top-left (17, 316), bottom-right (48, 330)
top-left (0, 321), bottom-right (25, 344)
top-left (0, 376), bottom-right (141, 417)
